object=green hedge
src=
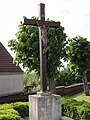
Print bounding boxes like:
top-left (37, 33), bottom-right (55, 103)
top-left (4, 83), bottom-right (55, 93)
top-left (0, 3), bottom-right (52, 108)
top-left (0, 102), bottom-right (29, 119)
top-left (0, 109), bottom-right (22, 120)
top-left (62, 98), bottom-right (90, 120)
top-left (0, 103), bottom-right (13, 110)
top-left (0, 109), bottom-right (19, 115)
top-left (13, 102), bottom-right (29, 118)
top-left (0, 114), bottom-right (22, 120)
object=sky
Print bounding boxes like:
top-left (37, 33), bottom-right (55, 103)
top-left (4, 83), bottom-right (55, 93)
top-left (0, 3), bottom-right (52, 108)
top-left (0, 0), bottom-right (90, 56)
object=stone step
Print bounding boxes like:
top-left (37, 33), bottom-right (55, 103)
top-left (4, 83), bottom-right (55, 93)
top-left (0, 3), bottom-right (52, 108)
top-left (62, 116), bottom-right (74, 120)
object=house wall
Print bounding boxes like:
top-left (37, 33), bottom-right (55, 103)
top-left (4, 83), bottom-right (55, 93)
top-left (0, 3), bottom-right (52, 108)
top-left (0, 73), bottom-right (23, 95)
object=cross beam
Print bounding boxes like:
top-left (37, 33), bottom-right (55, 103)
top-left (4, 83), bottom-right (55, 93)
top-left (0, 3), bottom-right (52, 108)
top-left (24, 19), bottom-right (60, 28)
top-left (23, 3), bottom-right (60, 92)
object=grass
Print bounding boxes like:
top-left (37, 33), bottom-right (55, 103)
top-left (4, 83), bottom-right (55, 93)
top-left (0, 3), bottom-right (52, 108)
top-left (69, 92), bottom-right (90, 103)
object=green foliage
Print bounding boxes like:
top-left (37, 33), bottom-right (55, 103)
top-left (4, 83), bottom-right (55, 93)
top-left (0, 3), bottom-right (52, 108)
top-left (0, 114), bottom-right (22, 120)
top-left (0, 102), bottom-right (29, 119)
top-left (0, 109), bottom-right (22, 120)
top-left (66, 36), bottom-right (90, 76)
top-left (55, 67), bottom-right (81, 86)
top-left (0, 103), bottom-right (13, 110)
top-left (66, 36), bottom-right (90, 95)
top-left (0, 109), bottom-right (19, 115)
top-left (8, 17), bottom-right (67, 81)
top-left (13, 102), bottom-right (29, 118)
top-left (23, 71), bottom-right (40, 92)
top-left (62, 98), bottom-right (90, 120)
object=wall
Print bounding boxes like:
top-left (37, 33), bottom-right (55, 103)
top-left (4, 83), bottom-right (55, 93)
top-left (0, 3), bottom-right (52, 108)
top-left (0, 83), bottom-right (90, 104)
top-left (56, 83), bottom-right (90, 96)
top-left (0, 74), bottom-right (23, 95)
top-left (0, 92), bottom-right (35, 104)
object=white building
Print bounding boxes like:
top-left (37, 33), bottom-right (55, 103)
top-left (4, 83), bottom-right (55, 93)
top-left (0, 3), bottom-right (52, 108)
top-left (0, 42), bottom-right (24, 96)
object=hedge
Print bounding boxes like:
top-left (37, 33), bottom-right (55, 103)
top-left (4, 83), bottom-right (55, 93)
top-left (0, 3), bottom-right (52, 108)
top-left (0, 109), bottom-right (22, 120)
top-left (62, 98), bottom-right (90, 120)
top-left (0, 114), bottom-right (22, 120)
top-left (13, 102), bottom-right (29, 118)
top-left (0, 102), bottom-right (29, 119)
top-left (0, 109), bottom-right (19, 115)
top-left (0, 103), bottom-right (13, 110)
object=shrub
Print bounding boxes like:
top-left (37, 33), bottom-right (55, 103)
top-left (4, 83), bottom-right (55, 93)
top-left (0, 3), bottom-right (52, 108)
top-left (0, 114), bottom-right (22, 120)
top-left (62, 98), bottom-right (79, 119)
top-left (0, 102), bottom-right (29, 118)
top-left (0, 109), bottom-right (22, 120)
top-left (0, 103), bottom-right (13, 110)
top-left (62, 98), bottom-right (90, 120)
top-left (0, 109), bottom-right (20, 115)
top-left (78, 102), bottom-right (90, 120)
top-left (13, 102), bottom-right (29, 118)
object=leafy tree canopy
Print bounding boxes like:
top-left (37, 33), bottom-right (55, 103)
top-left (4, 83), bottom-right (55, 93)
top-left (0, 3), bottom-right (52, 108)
top-left (8, 16), bottom-right (67, 81)
top-left (66, 36), bottom-right (90, 77)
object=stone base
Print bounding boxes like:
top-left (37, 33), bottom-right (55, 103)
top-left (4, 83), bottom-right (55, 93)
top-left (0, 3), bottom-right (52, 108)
top-left (62, 116), bottom-right (74, 120)
top-left (37, 91), bottom-right (52, 96)
top-left (29, 93), bottom-right (61, 120)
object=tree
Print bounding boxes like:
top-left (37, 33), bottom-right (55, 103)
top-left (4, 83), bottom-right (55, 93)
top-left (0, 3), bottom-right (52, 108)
top-left (23, 71), bottom-right (40, 92)
top-left (8, 17), bottom-right (67, 93)
top-left (55, 67), bottom-right (81, 86)
top-left (66, 36), bottom-right (90, 95)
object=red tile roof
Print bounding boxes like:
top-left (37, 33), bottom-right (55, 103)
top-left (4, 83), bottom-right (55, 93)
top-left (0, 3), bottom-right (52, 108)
top-left (0, 42), bottom-right (23, 72)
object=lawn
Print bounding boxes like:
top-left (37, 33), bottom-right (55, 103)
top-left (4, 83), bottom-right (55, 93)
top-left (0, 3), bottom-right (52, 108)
top-left (69, 92), bottom-right (90, 103)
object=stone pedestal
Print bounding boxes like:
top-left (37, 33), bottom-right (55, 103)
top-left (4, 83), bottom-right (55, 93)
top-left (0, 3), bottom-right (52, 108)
top-left (29, 93), bottom-right (61, 120)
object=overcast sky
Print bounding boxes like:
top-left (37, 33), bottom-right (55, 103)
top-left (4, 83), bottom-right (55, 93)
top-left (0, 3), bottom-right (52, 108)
top-left (0, 0), bottom-right (90, 56)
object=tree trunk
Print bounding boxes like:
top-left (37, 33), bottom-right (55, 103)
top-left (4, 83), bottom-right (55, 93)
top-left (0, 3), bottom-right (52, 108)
top-left (82, 71), bottom-right (89, 96)
top-left (48, 78), bottom-right (56, 94)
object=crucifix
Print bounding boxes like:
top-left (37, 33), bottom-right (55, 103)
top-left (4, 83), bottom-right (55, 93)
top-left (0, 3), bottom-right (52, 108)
top-left (23, 3), bottom-right (60, 92)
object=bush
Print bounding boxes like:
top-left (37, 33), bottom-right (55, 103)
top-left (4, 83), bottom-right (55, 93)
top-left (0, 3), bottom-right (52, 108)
top-left (62, 98), bottom-right (79, 119)
top-left (0, 114), bottom-right (22, 120)
top-left (77, 102), bottom-right (90, 120)
top-left (0, 109), bottom-right (22, 120)
top-left (0, 109), bottom-right (19, 115)
top-left (62, 98), bottom-right (90, 120)
top-left (13, 102), bottom-right (29, 118)
top-left (0, 103), bottom-right (13, 110)
top-left (0, 102), bottom-right (29, 119)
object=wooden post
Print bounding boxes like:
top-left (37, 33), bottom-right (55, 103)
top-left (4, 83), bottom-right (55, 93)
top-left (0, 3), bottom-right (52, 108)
top-left (39, 3), bottom-right (47, 91)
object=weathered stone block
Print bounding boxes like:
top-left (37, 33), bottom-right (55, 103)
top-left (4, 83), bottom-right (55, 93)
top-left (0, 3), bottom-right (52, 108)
top-left (29, 94), bottom-right (61, 120)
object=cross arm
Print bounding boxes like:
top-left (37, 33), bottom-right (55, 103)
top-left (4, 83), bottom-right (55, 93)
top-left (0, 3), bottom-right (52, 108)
top-left (23, 18), bottom-right (60, 28)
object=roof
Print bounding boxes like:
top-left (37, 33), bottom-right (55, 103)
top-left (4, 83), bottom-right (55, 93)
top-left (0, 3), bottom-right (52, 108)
top-left (0, 42), bottom-right (23, 72)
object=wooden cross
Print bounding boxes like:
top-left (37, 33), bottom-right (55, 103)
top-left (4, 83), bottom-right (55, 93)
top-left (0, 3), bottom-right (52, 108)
top-left (23, 3), bottom-right (60, 92)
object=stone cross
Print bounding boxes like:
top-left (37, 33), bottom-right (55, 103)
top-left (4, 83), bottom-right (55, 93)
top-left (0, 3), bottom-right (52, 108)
top-left (23, 3), bottom-right (60, 92)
